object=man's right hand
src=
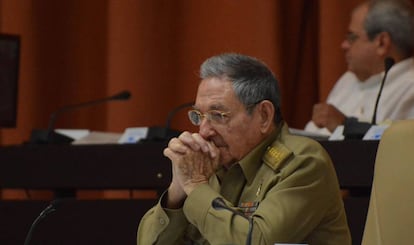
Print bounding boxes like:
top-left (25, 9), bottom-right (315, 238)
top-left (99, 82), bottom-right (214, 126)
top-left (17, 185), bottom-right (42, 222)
top-left (311, 103), bottom-right (346, 132)
top-left (163, 131), bottom-right (219, 209)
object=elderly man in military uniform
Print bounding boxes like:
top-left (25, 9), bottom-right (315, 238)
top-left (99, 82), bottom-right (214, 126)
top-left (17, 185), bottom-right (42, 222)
top-left (137, 53), bottom-right (351, 245)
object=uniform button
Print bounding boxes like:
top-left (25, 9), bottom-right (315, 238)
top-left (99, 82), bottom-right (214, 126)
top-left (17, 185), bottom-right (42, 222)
top-left (159, 218), bottom-right (165, 225)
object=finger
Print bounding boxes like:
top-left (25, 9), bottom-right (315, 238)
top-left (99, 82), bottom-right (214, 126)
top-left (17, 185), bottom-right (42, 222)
top-left (168, 137), bottom-right (188, 154)
top-left (163, 148), bottom-right (175, 160)
top-left (183, 150), bottom-right (212, 178)
top-left (206, 140), bottom-right (219, 158)
top-left (178, 131), bottom-right (201, 151)
top-left (191, 133), bottom-right (210, 153)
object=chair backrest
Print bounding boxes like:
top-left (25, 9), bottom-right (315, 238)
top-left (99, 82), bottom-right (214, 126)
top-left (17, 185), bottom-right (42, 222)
top-left (361, 120), bottom-right (414, 245)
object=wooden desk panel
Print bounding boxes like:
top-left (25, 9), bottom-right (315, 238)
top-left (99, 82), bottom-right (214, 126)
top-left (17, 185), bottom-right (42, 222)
top-left (319, 140), bottom-right (378, 188)
top-left (0, 140), bottom-right (378, 190)
top-left (0, 199), bottom-right (156, 245)
top-left (0, 140), bottom-right (378, 245)
top-left (0, 142), bottom-right (171, 190)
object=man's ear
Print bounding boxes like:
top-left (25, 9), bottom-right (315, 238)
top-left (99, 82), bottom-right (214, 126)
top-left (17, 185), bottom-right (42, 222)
top-left (375, 31), bottom-right (392, 56)
top-left (256, 100), bottom-right (275, 133)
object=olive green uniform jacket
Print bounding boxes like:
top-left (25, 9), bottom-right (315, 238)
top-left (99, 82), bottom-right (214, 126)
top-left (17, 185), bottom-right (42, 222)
top-left (137, 123), bottom-right (351, 245)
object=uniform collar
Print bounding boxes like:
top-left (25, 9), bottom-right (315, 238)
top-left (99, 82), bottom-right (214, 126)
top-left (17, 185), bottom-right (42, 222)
top-left (237, 124), bottom-right (281, 184)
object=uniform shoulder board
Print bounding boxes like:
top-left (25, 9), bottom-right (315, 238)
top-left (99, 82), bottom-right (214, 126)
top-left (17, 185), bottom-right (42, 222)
top-left (263, 142), bottom-right (292, 170)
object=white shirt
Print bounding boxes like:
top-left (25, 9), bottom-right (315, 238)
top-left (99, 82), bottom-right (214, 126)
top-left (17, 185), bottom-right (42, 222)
top-left (305, 58), bottom-right (414, 135)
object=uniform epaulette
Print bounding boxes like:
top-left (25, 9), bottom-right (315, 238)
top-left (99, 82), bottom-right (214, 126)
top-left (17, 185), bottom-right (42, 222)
top-left (263, 142), bottom-right (292, 170)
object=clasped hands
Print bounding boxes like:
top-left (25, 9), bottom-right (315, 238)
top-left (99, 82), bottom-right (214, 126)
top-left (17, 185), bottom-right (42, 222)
top-left (163, 131), bottom-right (220, 208)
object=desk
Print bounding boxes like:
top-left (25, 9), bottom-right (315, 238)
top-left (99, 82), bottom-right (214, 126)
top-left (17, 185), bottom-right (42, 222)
top-left (0, 140), bottom-right (378, 190)
top-left (0, 142), bottom-right (171, 191)
top-left (0, 140), bottom-right (378, 245)
top-left (0, 199), bottom-right (156, 245)
top-left (320, 140), bottom-right (378, 245)
top-left (319, 140), bottom-right (378, 189)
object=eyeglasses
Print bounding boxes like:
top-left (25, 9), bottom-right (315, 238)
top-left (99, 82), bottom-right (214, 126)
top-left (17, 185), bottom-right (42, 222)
top-left (188, 101), bottom-right (264, 126)
top-left (345, 32), bottom-right (360, 44)
top-left (188, 109), bottom-right (231, 126)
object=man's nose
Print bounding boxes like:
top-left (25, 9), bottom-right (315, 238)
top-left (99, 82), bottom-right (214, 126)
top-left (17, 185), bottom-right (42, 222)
top-left (341, 39), bottom-right (350, 50)
top-left (198, 119), bottom-right (216, 139)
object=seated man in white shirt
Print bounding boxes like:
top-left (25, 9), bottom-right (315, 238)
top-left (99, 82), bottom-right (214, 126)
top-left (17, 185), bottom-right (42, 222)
top-left (305, 0), bottom-right (414, 136)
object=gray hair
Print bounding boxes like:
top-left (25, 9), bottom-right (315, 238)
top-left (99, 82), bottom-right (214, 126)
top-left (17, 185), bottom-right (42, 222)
top-left (365, 0), bottom-right (414, 56)
top-left (200, 53), bottom-right (283, 124)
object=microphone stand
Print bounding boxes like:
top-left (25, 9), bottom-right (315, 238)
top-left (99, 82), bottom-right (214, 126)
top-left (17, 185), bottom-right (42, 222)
top-left (165, 102), bottom-right (194, 131)
top-left (343, 57), bottom-right (395, 139)
top-left (246, 217), bottom-right (253, 245)
top-left (143, 101), bottom-right (193, 142)
top-left (24, 199), bottom-right (62, 245)
top-left (30, 90), bottom-right (131, 144)
top-left (212, 197), bottom-right (253, 245)
top-left (371, 57), bottom-right (395, 125)
top-left (46, 90), bottom-right (131, 142)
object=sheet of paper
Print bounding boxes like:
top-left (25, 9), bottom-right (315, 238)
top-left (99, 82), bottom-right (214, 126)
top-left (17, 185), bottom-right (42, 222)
top-left (329, 125), bottom-right (345, 141)
top-left (363, 125), bottom-right (389, 140)
top-left (72, 131), bottom-right (122, 145)
top-left (55, 129), bottom-right (90, 140)
top-left (118, 127), bottom-right (149, 144)
top-left (289, 128), bottom-right (330, 141)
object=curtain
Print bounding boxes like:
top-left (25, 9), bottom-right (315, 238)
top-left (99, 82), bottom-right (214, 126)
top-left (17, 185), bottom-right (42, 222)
top-left (0, 0), bottom-right (369, 145)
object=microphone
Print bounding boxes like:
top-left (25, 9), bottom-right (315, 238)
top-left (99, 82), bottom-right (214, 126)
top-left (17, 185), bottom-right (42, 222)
top-left (31, 90), bottom-right (131, 144)
top-left (47, 90), bottom-right (131, 137)
top-left (143, 101), bottom-right (194, 142)
top-left (24, 199), bottom-right (62, 245)
top-left (165, 102), bottom-right (194, 130)
top-left (371, 57), bottom-right (395, 124)
top-left (212, 197), bottom-right (253, 245)
top-left (343, 57), bottom-right (395, 139)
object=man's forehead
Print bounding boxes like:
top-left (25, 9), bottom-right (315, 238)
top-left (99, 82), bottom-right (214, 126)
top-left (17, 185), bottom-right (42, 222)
top-left (195, 78), bottom-right (240, 111)
top-left (350, 3), bottom-right (369, 29)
